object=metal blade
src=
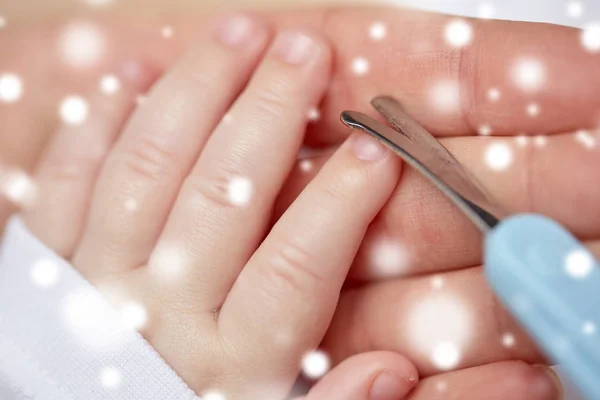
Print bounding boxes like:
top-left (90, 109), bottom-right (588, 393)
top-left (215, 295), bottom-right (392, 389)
top-left (341, 97), bottom-right (508, 232)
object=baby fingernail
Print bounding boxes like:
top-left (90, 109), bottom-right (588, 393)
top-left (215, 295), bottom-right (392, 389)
top-left (117, 60), bottom-right (158, 90)
top-left (272, 31), bottom-right (319, 65)
top-left (351, 134), bottom-right (389, 161)
top-left (215, 14), bottom-right (256, 47)
top-left (370, 371), bottom-right (409, 400)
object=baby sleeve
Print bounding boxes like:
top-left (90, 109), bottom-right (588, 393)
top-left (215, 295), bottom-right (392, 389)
top-left (0, 216), bottom-right (199, 400)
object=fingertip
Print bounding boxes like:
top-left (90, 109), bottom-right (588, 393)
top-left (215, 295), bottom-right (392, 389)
top-left (306, 351), bottom-right (418, 400)
top-left (116, 59), bottom-right (162, 92)
top-left (365, 351), bottom-right (420, 388)
top-left (349, 133), bottom-right (390, 162)
top-left (370, 370), bottom-right (417, 400)
top-left (528, 365), bottom-right (564, 400)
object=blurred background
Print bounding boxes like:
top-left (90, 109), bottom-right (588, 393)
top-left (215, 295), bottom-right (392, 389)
top-left (1, 0), bottom-right (599, 26)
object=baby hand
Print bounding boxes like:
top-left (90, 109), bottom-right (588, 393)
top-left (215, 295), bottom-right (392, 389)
top-left (23, 13), bottom-right (416, 399)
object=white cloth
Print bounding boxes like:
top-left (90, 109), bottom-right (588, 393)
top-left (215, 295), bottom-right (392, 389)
top-left (0, 216), bottom-right (199, 400)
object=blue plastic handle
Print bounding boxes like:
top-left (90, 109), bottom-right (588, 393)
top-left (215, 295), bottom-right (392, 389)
top-left (485, 214), bottom-right (600, 399)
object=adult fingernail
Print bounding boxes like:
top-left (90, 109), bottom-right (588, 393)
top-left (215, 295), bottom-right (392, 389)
top-left (351, 134), bottom-right (389, 161)
top-left (215, 14), bottom-right (256, 47)
top-left (370, 371), bottom-right (409, 400)
top-left (532, 365), bottom-right (564, 400)
top-left (272, 31), bottom-right (319, 65)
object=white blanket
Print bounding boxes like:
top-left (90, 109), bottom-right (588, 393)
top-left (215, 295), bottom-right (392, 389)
top-left (0, 216), bottom-right (198, 400)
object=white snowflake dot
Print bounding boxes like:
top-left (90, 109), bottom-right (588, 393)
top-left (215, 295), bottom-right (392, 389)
top-left (99, 367), bottom-right (122, 389)
top-left (222, 113), bottom-right (233, 125)
top-left (502, 333), bottom-right (516, 348)
top-left (148, 244), bottom-right (189, 282)
top-left (478, 124), bottom-right (492, 136)
top-left (445, 19), bottom-right (473, 48)
top-left (299, 159), bottom-right (314, 173)
top-left (582, 23), bottom-right (600, 53)
top-left (583, 321), bottom-right (597, 336)
top-left (161, 25), bottom-right (174, 38)
top-left (484, 142), bottom-right (513, 171)
top-left (100, 74), bottom-right (121, 95)
top-left (119, 302), bottom-right (147, 331)
top-left (307, 107), bottom-right (321, 122)
top-left (227, 176), bottom-right (253, 207)
top-left (0, 169), bottom-right (37, 207)
top-left (527, 103), bottom-right (541, 117)
top-left (369, 22), bottom-right (387, 41)
top-left (581, 321), bottom-right (597, 336)
top-left (432, 342), bottom-right (461, 370)
top-left (124, 198), bottom-right (138, 212)
top-left (431, 275), bottom-right (444, 289)
top-left (512, 57), bottom-right (546, 93)
top-left (352, 57), bottom-right (370, 76)
top-left (60, 96), bottom-right (89, 125)
top-left (567, 1), bottom-right (584, 18)
top-left (63, 288), bottom-right (124, 349)
top-left (575, 130), bottom-right (596, 149)
top-left (203, 390), bottom-right (226, 400)
top-left (429, 80), bottom-right (461, 115)
top-left (478, 2), bottom-right (495, 19)
top-left (565, 249), bottom-right (594, 279)
top-left (31, 259), bottom-right (60, 288)
top-left (0, 73), bottom-right (23, 103)
top-left (515, 135), bottom-right (529, 147)
top-left (370, 238), bottom-right (409, 278)
top-left (85, 0), bottom-right (116, 6)
top-left (59, 22), bottom-right (106, 68)
top-left (534, 135), bottom-right (547, 147)
top-left (407, 294), bottom-right (473, 372)
top-left (487, 88), bottom-right (501, 102)
top-left (301, 350), bottom-right (331, 379)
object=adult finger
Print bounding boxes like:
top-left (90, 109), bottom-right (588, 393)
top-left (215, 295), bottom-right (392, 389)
top-left (219, 133), bottom-right (401, 390)
top-left (276, 131), bottom-right (600, 280)
top-left (408, 362), bottom-right (562, 400)
top-left (304, 351), bottom-right (418, 400)
top-left (6, 9), bottom-right (600, 158)
top-left (322, 241), bottom-right (600, 377)
top-left (273, 7), bottom-right (600, 144)
top-left (72, 8), bottom-right (600, 144)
